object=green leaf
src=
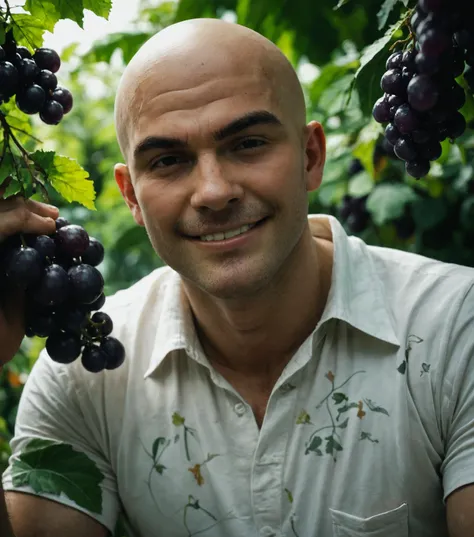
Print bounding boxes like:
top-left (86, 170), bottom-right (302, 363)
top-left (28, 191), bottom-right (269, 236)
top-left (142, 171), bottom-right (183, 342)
top-left (83, 0), bottom-right (112, 19)
top-left (351, 20), bottom-right (404, 116)
top-left (332, 392), bottom-right (348, 405)
top-left (11, 439), bottom-right (104, 514)
top-left (81, 32), bottom-right (151, 66)
top-left (363, 398), bottom-right (390, 416)
top-left (366, 183), bottom-right (418, 225)
top-left (325, 435), bottom-right (343, 456)
top-left (305, 435), bottom-right (322, 455)
top-left (377, 0), bottom-right (402, 30)
top-left (24, 0), bottom-right (60, 33)
top-left (29, 150), bottom-right (56, 172)
top-left (411, 197), bottom-right (448, 231)
top-left (47, 155), bottom-right (96, 210)
top-left (172, 412), bottom-right (185, 426)
top-left (338, 418), bottom-right (349, 429)
top-left (49, 0), bottom-right (85, 28)
top-left (349, 170), bottom-right (374, 197)
top-left (397, 360), bottom-right (407, 374)
top-left (336, 402), bottom-right (358, 420)
top-left (3, 178), bottom-right (22, 198)
top-left (10, 14), bottom-right (46, 49)
top-left (352, 120), bottom-right (383, 179)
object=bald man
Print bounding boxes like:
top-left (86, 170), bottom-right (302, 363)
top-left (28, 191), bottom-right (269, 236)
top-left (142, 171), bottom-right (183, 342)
top-left (2, 17), bottom-right (474, 537)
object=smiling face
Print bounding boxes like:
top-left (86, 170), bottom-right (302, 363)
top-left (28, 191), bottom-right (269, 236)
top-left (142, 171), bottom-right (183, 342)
top-left (114, 19), bottom-right (326, 300)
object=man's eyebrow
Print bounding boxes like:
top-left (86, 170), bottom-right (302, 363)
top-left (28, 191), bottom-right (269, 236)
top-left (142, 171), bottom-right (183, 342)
top-left (133, 110), bottom-right (282, 161)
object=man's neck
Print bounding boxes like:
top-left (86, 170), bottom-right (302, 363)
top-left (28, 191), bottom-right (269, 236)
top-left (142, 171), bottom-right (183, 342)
top-left (184, 227), bottom-right (334, 379)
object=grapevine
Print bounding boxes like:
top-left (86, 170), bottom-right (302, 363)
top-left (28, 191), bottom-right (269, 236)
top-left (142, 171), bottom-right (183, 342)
top-left (0, 0), bottom-right (125, 373)
top-left (372, 0), bottom-right (474, 179)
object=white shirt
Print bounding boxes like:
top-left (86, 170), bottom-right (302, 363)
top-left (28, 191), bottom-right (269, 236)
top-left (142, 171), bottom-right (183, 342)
top-left (3, 214), bottom-right (474, 537)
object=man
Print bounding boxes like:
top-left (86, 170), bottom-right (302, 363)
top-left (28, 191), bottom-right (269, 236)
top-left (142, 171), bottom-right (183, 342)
top-left (1, 16), bottom-right (474, 537)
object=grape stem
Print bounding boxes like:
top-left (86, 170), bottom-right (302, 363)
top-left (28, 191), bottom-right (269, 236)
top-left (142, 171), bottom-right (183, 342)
top-left (389, 7), bottom-right (416, 51)
top-left (0, 111), bottom-right (50, 202)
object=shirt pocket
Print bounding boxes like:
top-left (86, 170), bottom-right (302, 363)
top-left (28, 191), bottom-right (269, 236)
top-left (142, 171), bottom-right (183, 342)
top-left (329, 503), bottom-right (408, 537)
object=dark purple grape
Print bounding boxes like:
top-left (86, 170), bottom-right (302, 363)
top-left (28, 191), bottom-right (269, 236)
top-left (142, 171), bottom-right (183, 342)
top-left (18, 58), bottom-right (39, 86)
top-left (16, 46), bottom-right (32, 60)
top-left (31, 235), bottom-right (56, 261)
top-left (420, 28), bottom-right (451, 58)
top-left (427, 104), bottom-right (451, 124)
top-left (401, 66), bottom-right (415, 88)
top-left (394, 104), bottom-right (420, 134)
top-left (91, 311), bottom-right (113, 337)
top-left (0, 61), bottom-right (19, 98)
top-left (55, 216), bottom-right (70, 230)
top-left (419, 0), bottom-right (443, 14)
top-left (346, 211), bottom-right (370, 234)
top-left (418, 140), bottom-right (442, 161)
top-left (36, 69), bottom-right (57, 91)
top-left (415, 52), bottom-right (439, 74)
top-left (406, 159), bottom-right (431, 178)
top-left (85, 292), bottom-right (106, 312)
top-left (5, 247), bottom-right (43, 288)
top-left (372, 96), bottom-right (391, 123)
top-left (40, 99), bottom-right (64, 125)
top-left (51, 86), bottom-right (73, 114)
top-left (402, 49), bottom-right (417, 68)
top-left (411, 10), bottom-right (425, 31)
top-left (55, 224), bottom-right (90, 257)
top-left (25, 310), bottom-right (55, 338)
top-left (81, 237), bottom-right (104, 267)
top-left (7, 53), bottom-right (22, 70)
top-left (81, 345), bottom-right (107, 373)
top-left (57, 307), bottom-right (89, 335)
top-left (449, 83), bottom-right (466, 111)
top-left (386, 52), bottom-right (403, 70)
top-left (33, 48), bottom-right (61, 73)
top-left (68, 264), bottom-right (104, 304)
top-left (387, 94), bottom-right (405, 117)
top-left (412, 129), bottom-right (432, 144)
top-left (46, 331), bottom-right (82, 364)
top-left (16, 84), bottom-right (46, 114)
top-left (394, 137), bottom-right (417, 161)
top-left (101, 337), bottom-right (126, 370)
top-left (394, 214), bottom-right (416, 239)
top-left (381, 69), bottom-right (405, 96)
top-left (33, 264), bottom-right (70, 306)
top-left (450, 50), bottom-right (466, 78)
top-left (445, 112), bottom-right (467, 139)
top-left (385, 123), bottom-right (400, 145)
top-left (407, 75), bottom-right (439, 112)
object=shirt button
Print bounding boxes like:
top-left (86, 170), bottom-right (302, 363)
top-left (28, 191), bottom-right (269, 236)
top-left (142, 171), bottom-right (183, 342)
top-left (234, 402), bottom-right (247, 416)
top-left (260, 527), bottom-right (276, 537)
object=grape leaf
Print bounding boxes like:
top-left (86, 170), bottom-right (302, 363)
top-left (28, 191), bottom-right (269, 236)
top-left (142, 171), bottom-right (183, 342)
top-left (24, 0), bottom-right (60, 33)
top-left (377, 0), bottom-right (403, 30)
top-left (11, 439), bottom-right (104, 514)
top-left (29, 150), bottom-right (56, 172)
top-left (48, 0), bottom-right (85, 28)
top-left (352, 120), bottom-right (383, 179)
top-left (47, 155), bottom-right (96, 210)
top-left (3, 178), bottom-right (22, 198)
top-left (10, 14), bottom-right (46, 49)
top-left (367, 183), bottom-right (418, 225)
top-left (83, 0), bottom-right (112, 19)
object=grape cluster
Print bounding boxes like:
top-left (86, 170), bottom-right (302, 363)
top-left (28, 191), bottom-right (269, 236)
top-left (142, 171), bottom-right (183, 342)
top-left (372, 0), bottom-right (473, 179)
top-left (0, 31), bottom-right (73, 125)
top-left (0, 218), bottom-right (125, 373)
top-left (339, 194), bottom-right (371, 233)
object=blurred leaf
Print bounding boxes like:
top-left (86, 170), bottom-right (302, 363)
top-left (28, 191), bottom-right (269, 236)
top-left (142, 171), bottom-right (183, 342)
top-left (367, 183), bottom-right (418, 225)
top-left (83, 0), bottom-right (112, 19)
top-left (349, 170), bottom-right (374, 197)
top-left (411, 197), bottom-right (448, 231)
top-left (377, 0), bottom-right (405, 30)
top-left (352, 120), bottom-right (383, 179)
top-left (81, 32), bottom-right (151, 65)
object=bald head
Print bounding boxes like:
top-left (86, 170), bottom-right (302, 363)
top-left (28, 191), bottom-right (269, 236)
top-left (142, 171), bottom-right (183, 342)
top-left (114, 18), bottom-right (306, 163)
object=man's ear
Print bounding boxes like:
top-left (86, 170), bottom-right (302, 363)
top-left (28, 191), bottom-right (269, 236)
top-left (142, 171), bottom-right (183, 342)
top-left (114, 163), bottom-right (145, 226)
top-left (303, 120), bottom-right (326, 192)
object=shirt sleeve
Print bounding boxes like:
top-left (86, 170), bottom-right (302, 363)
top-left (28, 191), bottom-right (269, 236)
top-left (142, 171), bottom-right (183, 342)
top-left (1, 349), bottom-right (120, 534)
top-left (440, 280), bottom-right (474, 501)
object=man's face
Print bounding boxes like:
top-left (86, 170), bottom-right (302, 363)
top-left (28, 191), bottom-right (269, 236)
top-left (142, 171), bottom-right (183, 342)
top-left (120, 60), bottom-right (315, 300)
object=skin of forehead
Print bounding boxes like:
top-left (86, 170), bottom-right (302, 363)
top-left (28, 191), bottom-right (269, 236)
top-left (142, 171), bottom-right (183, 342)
top-left (114, 18), bottom-right (307, 164)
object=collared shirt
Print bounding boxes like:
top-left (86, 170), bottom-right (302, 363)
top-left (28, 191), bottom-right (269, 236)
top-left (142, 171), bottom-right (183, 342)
top-left (3, 214), bottom-right (474, 537)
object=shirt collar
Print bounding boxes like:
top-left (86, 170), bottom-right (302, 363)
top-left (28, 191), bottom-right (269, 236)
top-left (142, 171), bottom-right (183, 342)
top-left (144, 214), bottom-right (400, 378)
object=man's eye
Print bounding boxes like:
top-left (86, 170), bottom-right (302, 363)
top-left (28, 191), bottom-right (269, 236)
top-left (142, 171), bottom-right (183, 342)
top-left (150, 155), bottom-right (186, 169)
top-left (235, 138), bottom-right (266, 151)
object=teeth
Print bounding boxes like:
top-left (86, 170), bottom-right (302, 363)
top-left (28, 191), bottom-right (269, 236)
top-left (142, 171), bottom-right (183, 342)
top-left (200, 223), bottom-right (255, 241)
